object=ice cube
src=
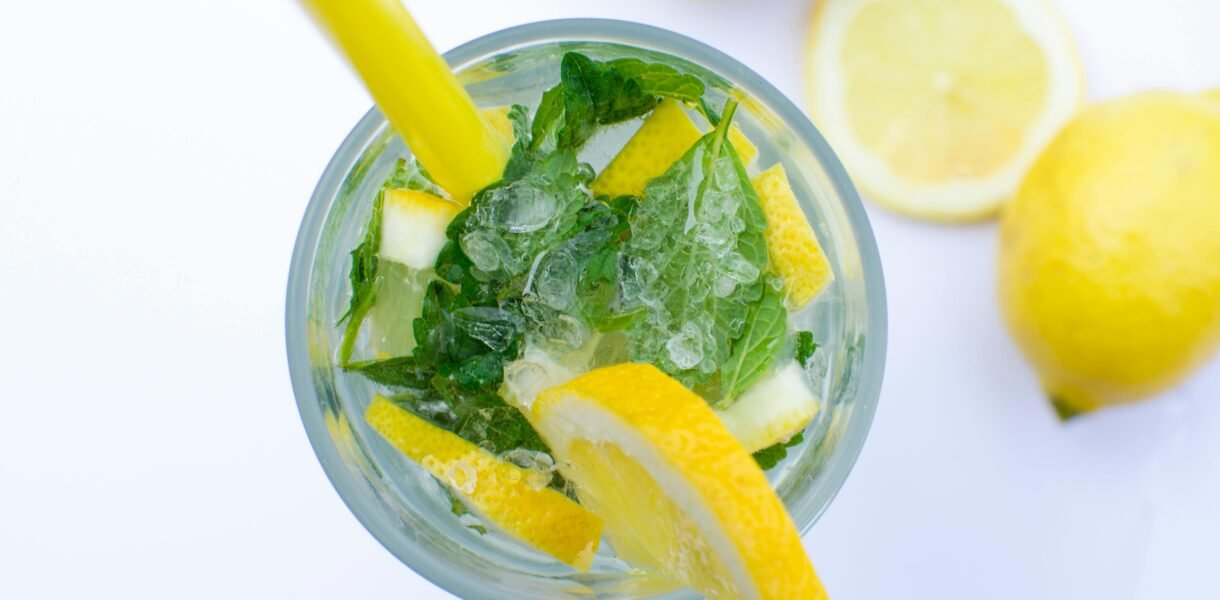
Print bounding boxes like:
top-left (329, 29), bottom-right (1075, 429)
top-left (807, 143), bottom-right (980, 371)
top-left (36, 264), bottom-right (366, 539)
top-left (534, 250), bottom-right (579, 311)
top-left (484, 182), bottom-right (558, 233)
top-left (694, 223), bottom-right (732, 256)
top-left (461, 230), bottom-right (510, 272)
top-left (713, 275), bottom-right (738, 298)
top-left (697, 190), bottom-right (738, 223)
top-left (500, 448), bottom-right (557, 491)
top-left (453, 307), bottom-right (522, 352)
top-left (666, 321), bottom-right (704, 369)
top-left (416, 400), bottom-right (457, 422)
top-left (723, 251), bottom-right (760, 283)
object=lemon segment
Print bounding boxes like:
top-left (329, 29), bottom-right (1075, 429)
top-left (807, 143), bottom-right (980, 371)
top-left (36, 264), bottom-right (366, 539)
top-left (379, 188), bottom-right (461, 270)
top-left (999, 92), bottom-right (1220, 415)
top-left (717, 362), bottom-right (819, 454)
top-left (593, 100), bottom-right (759, 198)
top-left (806, 0), bottom-right (1083, 220)
top-left (530, 364), bottom-right (825, 599)
top-left (593, 100), bottom-right (703, 198)
top-left (752, 164), bottom-right (834, 308)
top-left (365, 397), bottom-right (603, 570)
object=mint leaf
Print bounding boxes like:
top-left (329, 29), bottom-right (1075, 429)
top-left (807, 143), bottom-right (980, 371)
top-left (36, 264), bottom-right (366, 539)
top-left (606, 58), bottom-right (705, 104)
top-left (795, 331), bottom-right (819, 367)
top-left (560, 52), bottom-right (659, 147)
top-left (719, 279), bottom-right (788, 406)
top-left (753, 432), bottom-right (804, 470)
top-left (385, 158), bottom-right (447, 197)
top-left (344, 356), bottom-right (431, 389)
top-left (530, 85), bottom-right (564, 151)
top-left (622, 101), bottom-right (772, 390)
top-left (337, 190), bottom-right (384, 365)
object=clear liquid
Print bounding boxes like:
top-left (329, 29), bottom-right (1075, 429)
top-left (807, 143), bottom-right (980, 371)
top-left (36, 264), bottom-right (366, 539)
top-left (327, 40), bottom-right (867, 594)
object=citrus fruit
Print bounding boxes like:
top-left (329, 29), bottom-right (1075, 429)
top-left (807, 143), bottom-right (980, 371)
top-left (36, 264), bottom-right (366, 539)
top-left (999, 92), bottom-right (1220, 417)
top-left (593, 99), bottom-right (758, 198)
top-left (806, 0), bottom-right (1083, 220)
top-left (529, 363), bottom-right (825, 599)
top-left (379, 188), bottom-right (461, 270)
top-left (752, 164), bottom-right (834, 308)
top-left (717, 361), bottom-right (819, 454)
top-left (365, 396), bottom-right (603, 569)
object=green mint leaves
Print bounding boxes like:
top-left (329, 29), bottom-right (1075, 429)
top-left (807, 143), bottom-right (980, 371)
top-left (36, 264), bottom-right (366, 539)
top-left (795, 330), bottom-right (819, 368)
top-left (337, 190), bottom-right (383, 366)
top-left (719, 279), bottom-right (788, 406)
top-left (337, 158), bottom-right (448, 366)
top-left (385, 157), bottom-right (447, 198)
top-left (529, 52), bottom-right (710, 150)
top-left (753, 432), bottom-right (804, 470)
top-left (341, 52), bottom-right (812, 471)
top-left (620, 101), bottom-right (772, 392)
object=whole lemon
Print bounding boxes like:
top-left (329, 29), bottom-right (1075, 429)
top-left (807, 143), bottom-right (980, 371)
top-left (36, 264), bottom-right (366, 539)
top-left (999, 91), bottom-right (1220, 418)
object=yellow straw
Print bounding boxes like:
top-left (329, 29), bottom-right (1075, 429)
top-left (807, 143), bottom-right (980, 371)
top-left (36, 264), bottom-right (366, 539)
top-left (301, 0), bottom-right (509, 205)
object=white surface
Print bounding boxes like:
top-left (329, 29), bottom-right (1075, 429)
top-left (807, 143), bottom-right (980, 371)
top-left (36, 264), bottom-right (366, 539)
top-left (1, 1), bottom-right (1217, 598)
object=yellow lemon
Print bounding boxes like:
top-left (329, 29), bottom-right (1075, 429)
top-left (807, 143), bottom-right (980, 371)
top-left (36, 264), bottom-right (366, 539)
top-left (529, 363), bottom-right (826, 599)
top-left (593, 100), bottom-right (758, 198)
top-left (365, 397), bottom-right (603, 569)
top-left (999, 92), bottom-right (1220, 417)
top-left (806, 0), bottom-right (1083, 220)
top-left (717, 361), bottom-right (819, 454)
top-left (752, 164), bottom-right (834, 308)
top-left (379, 188), bottom-right (461, 270)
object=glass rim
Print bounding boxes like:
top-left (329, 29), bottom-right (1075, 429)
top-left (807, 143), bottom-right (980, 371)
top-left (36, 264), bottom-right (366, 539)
top-left (287, 17), bottom-right (887, 598)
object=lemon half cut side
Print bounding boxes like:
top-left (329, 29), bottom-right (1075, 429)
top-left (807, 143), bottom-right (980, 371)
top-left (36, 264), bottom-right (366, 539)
top-left (806, 0), bottom-right (1084, 220)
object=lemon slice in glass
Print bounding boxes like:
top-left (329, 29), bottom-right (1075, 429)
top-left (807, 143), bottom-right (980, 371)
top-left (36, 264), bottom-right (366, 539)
top-left (528, 364), bottom-right (826, 599)
top-left (365, 397), bottom-right (603, 570)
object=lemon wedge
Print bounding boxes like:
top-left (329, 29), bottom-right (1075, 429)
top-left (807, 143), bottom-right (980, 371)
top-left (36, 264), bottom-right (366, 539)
top-left (806, 0), bottom-right (1083, 220)
top-left (752, 164), bottom-right (834, 309)
top-left (718, 362), bottom-right (819, 454)
top-left (379, 188), bottom-right (461, 270)
top-left (529, 364), bottom-right (825, 599)
top-left (593, 99), bottom-right (758, 198)
top-left (365, 396), bottom-right (603, 570)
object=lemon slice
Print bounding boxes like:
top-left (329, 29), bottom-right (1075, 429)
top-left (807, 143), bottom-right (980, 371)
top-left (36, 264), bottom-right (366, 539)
top-left (806, 0), bottom-right (1083, 220)
top-left (593, 99), bottom-right (758, 198)
top-left (365, 396), bottom-right (603, 570)
top-left (379, 188), bottom-right (461, 270)
top-left (529, 364), bottom-right (825, 599)
top-left (717, 361), bottom-right (819, 454)
top-left (1202, 89), bottom-right (1220, 106)
top-left (752, 164), bottom-right (834, 308)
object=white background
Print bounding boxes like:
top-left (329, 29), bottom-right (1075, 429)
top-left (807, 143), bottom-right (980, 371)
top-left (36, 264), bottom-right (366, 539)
top-left (1, 0), bottom-right (1218, 598)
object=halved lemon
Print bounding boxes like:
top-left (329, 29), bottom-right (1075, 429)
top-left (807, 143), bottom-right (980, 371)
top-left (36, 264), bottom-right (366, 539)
top-left (529, 363), bottom-right (825, 599)
top-left (806, 0), bottom-right (1084, 220)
